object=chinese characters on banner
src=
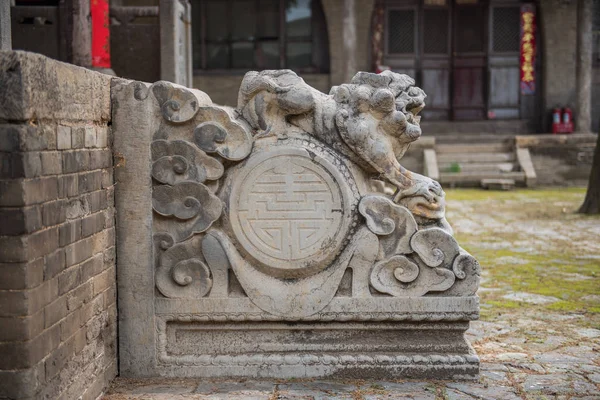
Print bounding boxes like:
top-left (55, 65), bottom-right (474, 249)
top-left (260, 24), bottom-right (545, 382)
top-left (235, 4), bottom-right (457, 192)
top-left (520, 4), bottom-right (536, 95)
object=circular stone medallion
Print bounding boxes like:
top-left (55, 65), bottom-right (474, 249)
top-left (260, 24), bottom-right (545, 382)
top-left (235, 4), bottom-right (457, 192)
top-left (229, 145), bottom-right (354, 278)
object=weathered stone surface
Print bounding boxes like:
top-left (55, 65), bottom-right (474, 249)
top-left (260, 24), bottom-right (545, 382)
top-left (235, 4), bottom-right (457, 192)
top-left (445, 382), bottom-right (521, 400)
top-left (155, 235), bottom-right (212, 299)
top-left (0, 51), bottom-right (112, 122)
top-left (359, 194), bottom-right (417, 258)
top-left (114, 70), bottom-right (480, 379)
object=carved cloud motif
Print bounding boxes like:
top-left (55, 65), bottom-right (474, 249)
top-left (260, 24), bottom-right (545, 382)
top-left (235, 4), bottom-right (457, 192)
top-left (152, 81), bottom-right (202, 123)
top-left (194, 107), bottom-right (253, 161)
top-left (446, 251), bottom-right (481, 296)
top-left (153, 182), bottom-right (223, 241)
top-left (360, 194), bottom-right (477, 297)
top-left (410, 227), bottom-right (460, 269)
top-left (370, 255), bottom-right (455, 297)
top-left (151, 139), bottom-right (224, 185)
top-left (155, 234), bottom-right (213, 299)
top-left (359, 195), bottom-right (418, 258)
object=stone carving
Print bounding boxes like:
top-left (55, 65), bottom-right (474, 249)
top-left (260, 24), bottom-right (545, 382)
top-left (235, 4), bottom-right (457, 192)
top-left (155, 235), bottom-right (212, 298)
top-left (446, 251), bottom-right (481, 296)
top-left (151, 139), bottom-right (223, 185)
top-left (237, 70), bottom-right (443, 206)
top-left (152, 181), bottom-right (222, 241)
top-left (114, 70), bottom-right (481, 379)
top-left (145, 69), bottom-right (480, 306)
top-left (410, 227), bottom-right (460, 269)
top-left (358, 195), bottom-right (417, 258)
top-left (135, 81), bottom-right (209, 122)
top-left (194, 107), bottom-right (253, 161)
top-left (203, 227), bottom-right (377, 318)
top-left (370, 255), bottom-right (455, 297)
top-left (226, 145), bottom-right (357, 278)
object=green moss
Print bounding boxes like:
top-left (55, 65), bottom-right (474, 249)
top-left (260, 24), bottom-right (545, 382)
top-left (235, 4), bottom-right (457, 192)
top-left (485, 300), bottom-right (523, 309)
top-left (444, 188), bottom-right (600, 320)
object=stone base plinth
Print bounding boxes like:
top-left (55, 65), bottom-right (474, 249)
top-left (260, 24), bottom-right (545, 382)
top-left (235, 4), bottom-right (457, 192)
top-left (150, 297), bottom-right (479, 380)
top-left (155, 320), bottom-right (479, 380)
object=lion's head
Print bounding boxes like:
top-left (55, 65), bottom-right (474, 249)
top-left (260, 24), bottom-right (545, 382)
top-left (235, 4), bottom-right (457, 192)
top-left (332, 71), bottom-right (426, 147)
top-left (332, 71), bottom-right (429, 192)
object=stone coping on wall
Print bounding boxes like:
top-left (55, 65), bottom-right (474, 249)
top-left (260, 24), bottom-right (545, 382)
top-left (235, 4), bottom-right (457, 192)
top-left (516, 133), bottom-right (598, 148)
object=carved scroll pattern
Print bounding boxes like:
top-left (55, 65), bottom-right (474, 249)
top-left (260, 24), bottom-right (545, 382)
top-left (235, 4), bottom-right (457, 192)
top-left (149, 82), bottom-right (254, 299)
top-left (154, 234), bottom-right (213, 299)
top-left (359, 195), bottom-right (479, 297)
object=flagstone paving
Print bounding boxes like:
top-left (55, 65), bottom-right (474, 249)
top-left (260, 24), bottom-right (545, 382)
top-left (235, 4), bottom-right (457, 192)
top-left (103, 188), bottom-right (600, 399)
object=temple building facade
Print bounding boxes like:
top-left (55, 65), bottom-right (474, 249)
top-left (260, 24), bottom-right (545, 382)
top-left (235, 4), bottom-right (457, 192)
top-left (9, 0), bottom-right (600, 133)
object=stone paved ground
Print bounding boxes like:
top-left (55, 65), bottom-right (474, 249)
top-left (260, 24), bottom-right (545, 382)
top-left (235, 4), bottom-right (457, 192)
top-left (103, 188), bottom-right (600, 400)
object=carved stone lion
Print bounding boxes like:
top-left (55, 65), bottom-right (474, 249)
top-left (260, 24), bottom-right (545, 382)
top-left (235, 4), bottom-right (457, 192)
top-left (237, 69), bottom-right (445, 222)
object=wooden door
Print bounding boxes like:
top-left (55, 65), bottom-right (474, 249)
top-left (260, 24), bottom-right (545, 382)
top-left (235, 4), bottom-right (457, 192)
top-left (488, 2), bottom-right (521, 119)
top-left (420, 4), bottom-right (452, 120)
top-left (452, 1), bottom-right (487, 120)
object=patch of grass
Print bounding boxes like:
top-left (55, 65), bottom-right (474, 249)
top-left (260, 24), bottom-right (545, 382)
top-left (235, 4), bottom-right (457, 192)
top-left (443, 188), bottom-right (600, 320)
top-left (485, 300), bottom-right (523, 309)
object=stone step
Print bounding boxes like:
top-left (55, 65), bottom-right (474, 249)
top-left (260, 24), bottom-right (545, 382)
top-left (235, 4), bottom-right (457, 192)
top-left (421, 119), bottom-right (529, 135)
top-left (437, 152), bottom-right (516, 164)
top-left (481, 178), bottom-right (516, 190)
top-left (438, 162), bottom-right (519, 173)
top-left (440, 171), bottom-right (526, 184)
top-left (434, 134), bottom-right (516, 145)
top-left (436, 142), bottom-right (512, 153)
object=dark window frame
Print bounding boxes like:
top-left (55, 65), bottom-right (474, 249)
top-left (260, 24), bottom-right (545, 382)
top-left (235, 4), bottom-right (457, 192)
top-left (193, 0), bottom-right (328, 74)
top-left (488, 4), bottom-right (521, 56)
top-left (384, 5), bottom-right (418, 57)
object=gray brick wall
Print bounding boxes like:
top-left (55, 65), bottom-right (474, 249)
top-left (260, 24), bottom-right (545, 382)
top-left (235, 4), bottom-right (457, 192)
top-left (0, 51), bottom-right (116, 400)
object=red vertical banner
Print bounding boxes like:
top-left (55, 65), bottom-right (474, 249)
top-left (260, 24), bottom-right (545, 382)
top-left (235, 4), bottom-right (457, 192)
top-left (520, 4), bottom-right (536, 95)
top-left (91, 0), bottom-right (111, 68)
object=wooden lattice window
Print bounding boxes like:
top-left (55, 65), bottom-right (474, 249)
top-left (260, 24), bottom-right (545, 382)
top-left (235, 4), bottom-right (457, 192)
top-left (192, 0), bottom-right (329, 73)
top-left (491, 6), bottom-right (520, 53)
top-left (386, 8), bottom-right (416, 54)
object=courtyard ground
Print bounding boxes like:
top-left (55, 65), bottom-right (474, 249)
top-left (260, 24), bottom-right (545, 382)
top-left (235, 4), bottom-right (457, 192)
top-left (103, 188), bottom-right (600, 399)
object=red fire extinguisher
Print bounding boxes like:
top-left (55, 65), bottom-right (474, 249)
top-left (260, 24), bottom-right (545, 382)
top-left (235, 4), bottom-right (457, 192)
top-left (562, 108), bottom-right (574, 133)
top-left (562, 108), bottom-right (572, 124)
top-left (552, 108), bottom-right (561, 134)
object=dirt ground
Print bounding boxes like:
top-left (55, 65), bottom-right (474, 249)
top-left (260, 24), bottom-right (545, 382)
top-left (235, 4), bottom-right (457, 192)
top-left (104, 188), bottom-right (600, 399)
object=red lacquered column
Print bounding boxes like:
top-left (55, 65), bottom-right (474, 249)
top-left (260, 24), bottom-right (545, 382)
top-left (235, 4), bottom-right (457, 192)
top-left (91, 0), bottom-right (111, 70)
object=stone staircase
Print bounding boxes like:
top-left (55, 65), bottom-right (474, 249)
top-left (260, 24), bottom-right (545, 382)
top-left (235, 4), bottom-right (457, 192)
top-left (423, 135), bottom-right (537, 188)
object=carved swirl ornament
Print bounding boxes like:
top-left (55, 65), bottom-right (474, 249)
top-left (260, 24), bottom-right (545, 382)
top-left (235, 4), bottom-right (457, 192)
top-left (146, 72), bottom-right (481, 318)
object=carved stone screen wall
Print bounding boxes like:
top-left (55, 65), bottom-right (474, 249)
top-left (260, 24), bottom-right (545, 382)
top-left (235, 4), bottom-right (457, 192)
top-left (113, 70), bottom-right (481, 379)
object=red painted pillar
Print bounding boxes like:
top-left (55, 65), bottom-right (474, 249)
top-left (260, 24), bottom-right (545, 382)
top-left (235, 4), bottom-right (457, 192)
top-left (91, 0), bottom-right (111, 69)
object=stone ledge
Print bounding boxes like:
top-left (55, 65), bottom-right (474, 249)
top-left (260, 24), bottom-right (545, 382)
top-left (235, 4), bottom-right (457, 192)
top-left (155, 296), bottom-right (480, 321)
top-left (516, 133), bottom-right (598, 148)
top-left (0, 51), bottom-right (112, 122)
